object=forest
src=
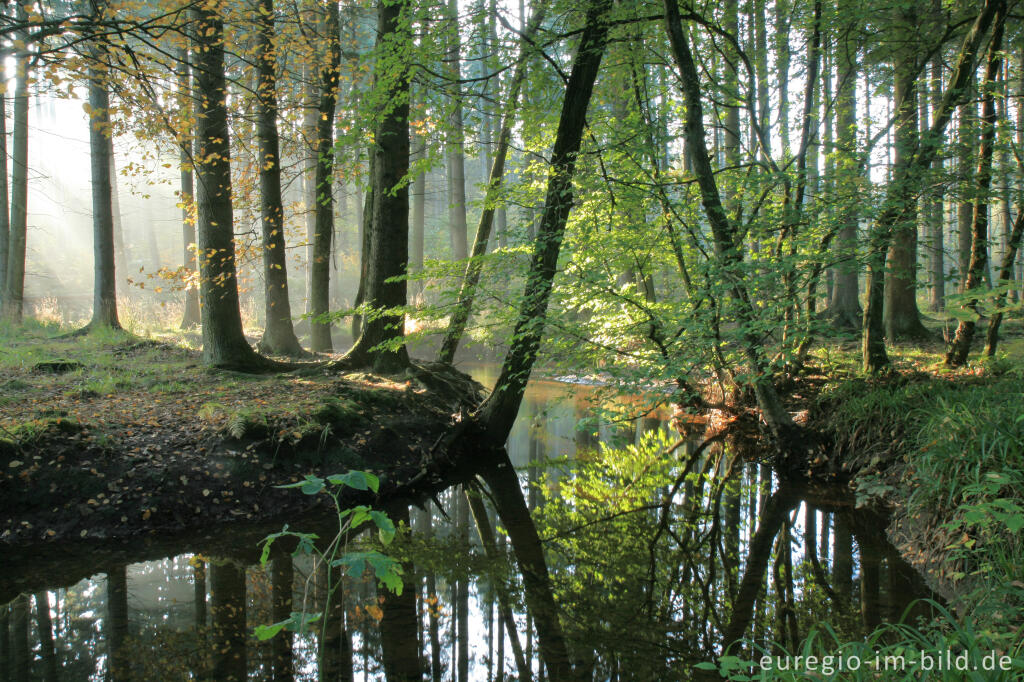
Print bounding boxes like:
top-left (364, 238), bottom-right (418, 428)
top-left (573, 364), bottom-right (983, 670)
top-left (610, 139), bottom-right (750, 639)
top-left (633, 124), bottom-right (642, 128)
top-left (1, 0), bottom-right (1023, 679)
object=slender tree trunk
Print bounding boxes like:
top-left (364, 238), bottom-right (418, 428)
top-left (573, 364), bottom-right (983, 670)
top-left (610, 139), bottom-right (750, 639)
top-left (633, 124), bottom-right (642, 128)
top-left (829, 2), bottom-right (861, 329)
top-left (194, 559), bottom-right (207, 630)
top-left (86, 35), bottom-right (121, 330)
top-left (192, 4), bottom-right (268, 369)
top-left (256, 0), bottom-right (305, 356)
top-left (476, 0), bottom-right (613, 443)
top-left (928, 56), bottom-right (945, 312)
top-left (958, 98), bottom-right (976, 290)
top-left (947, 9), bottom-right (1005, 366)
top-left (177, 47), bottom-right (201, 329)
top-left (410, 134), bottom-right (425, 304)
top-left (445, 0), bottom-right (468, 263)
top-left (311, 0), bottom-right (341, 353)
top-left (3, 8), bottom-right (29, 323)
top-left (437, 2), bottom-right (547, 363)
top-left (984, 210), bottom-right (1024, 355)
top-left (0, 94), bottom-right (8, 298)
top-left (339, 0), bottom-right (412, 373)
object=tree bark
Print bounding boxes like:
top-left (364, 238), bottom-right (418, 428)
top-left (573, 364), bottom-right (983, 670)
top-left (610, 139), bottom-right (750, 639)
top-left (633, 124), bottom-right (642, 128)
top-left (445, 0), bottom-right (468, 264)
top-left (883, 10), bottom-right (929, 342)
top-left (946, 7), bottom-right (1005, 366)
top-left (339, 0), bottom-right (412, 373)
top-left (476, 0), bottom-right (612, 443)
top-left (176, 46), bottom-right (201, 329)
top-left (311, 0), bottom-right (341, 353)
top-left (192, 4), bottom-right (268, 369)
top-left (2, 6), bottom-right (29, 324)
top-left (0, 94), bottom-right (8, 300)
top-left (379, 505), bottom-right (422, 682)
top-left (10, 594), bottom-right (28, 682)
top-left (927, 56), bottom-right (945, 313)
top-left (256, 0), bottom-right (305, 356)
top-left (86, 34), bottom-right (121, 330)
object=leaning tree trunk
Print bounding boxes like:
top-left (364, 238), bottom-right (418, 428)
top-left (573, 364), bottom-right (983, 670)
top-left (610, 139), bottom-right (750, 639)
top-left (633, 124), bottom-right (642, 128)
top-left (2, 6), bottom-right (28, 324)
top-left (255, 0), bottom-right (305, 356)
top-left (339, 0), bottom-right (412, 373)
top-left (662, 3), bottom-right (795, 438)
top-left (310, 0), bottom-right (341, 353)
top-left (947, 10), bottom-right (1005, 366)
top-left (437, 1), bottom-right (547, 364)
top-left (86, 35), bottom-right (121, 330)
top-left (192, 3), bottom-right (269, 369)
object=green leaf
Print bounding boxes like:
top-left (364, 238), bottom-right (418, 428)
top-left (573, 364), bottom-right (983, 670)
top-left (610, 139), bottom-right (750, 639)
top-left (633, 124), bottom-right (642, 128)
top-left (326, 470), bottom-right (380, 493)
top-left (277, 474), bottom-right (325, 495)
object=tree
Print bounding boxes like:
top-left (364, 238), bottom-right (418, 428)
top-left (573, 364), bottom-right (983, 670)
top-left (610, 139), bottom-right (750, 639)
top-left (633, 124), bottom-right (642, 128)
top-left (81, 7), bottom-right (122, 332)
top-left (309, 0), bottom-right (341, 353)
top-left (255, 0), bottom-right (305, 357)
top-left (339, 0), bottom-right (412, 373)
top-left (192, 2), bottom-right (273, 369)
top-left (2, 3), bottom-right (30, 324)
top-left (946, 4), bottom-right (1005, 366)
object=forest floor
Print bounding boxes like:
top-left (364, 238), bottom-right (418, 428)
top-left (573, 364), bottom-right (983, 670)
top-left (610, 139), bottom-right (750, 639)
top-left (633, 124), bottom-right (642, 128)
top-left (0, 321), bottom-right (484, 547)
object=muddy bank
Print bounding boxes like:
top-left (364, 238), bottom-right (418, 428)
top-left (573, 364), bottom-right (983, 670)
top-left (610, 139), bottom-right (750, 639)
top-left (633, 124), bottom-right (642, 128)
top-left (0, 339), bottom-right (487, 546)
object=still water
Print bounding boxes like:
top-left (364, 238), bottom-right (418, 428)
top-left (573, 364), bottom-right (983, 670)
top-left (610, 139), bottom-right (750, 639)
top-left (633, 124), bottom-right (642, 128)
top-left (0, 366), bottom-right (933, 680)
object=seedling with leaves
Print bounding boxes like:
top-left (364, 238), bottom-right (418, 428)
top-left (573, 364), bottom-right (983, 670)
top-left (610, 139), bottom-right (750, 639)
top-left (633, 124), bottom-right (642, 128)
top-left (254, 470), bottom-right (402, 670)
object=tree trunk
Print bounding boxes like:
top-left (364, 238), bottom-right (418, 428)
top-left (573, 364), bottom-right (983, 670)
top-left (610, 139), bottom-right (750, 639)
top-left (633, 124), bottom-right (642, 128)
top-left (176, 47), bottom-right (201, 329)
top-left (958, 98), bottom-right (976, 290)
top-left (194, 558), bottom-right (207, 630)
top-left (445, 0), bottom-right (468, 263)
top-left (2, 8), bottom-right (29, 324)
top-left (86, 36), bottom-right (121, 330)
top-left (476, 0), bottom-right (613, 443)
top-left (0, 94), bottom-right (8, 300)
top-left (410, 134), bottom-right (425, 304)
top-left (828, 0), bottom-right (861, 329)
top-left (947, 8), bottom-right (1005, 366)
top-left (883, 9), bottom-right (929, 342)
top-left (340, 0), bottom-right (412, 373)
top-left (984, 209), bottom-right (1024, 356)
top-left (256, 0), bottom-right (305, 356)
top-left (437, 2), bottom-right (547, 363)
top-left (192, 4), bottom-right (268, 369)
top-left (310, 0), bottom-right (341, 353)
top-left (927, 56), bottom-right (945, 312)
top-left (861, 0), bottom-right (1004, 371)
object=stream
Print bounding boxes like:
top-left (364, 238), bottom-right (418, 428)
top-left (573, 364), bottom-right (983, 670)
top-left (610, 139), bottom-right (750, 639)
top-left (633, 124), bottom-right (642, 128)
top-left (0, 364), bottom-right (935, 680)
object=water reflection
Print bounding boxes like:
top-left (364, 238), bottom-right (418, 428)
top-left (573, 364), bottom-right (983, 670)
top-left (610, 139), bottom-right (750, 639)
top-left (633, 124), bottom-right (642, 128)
top-left (1, 372), bottom-right (935, 680)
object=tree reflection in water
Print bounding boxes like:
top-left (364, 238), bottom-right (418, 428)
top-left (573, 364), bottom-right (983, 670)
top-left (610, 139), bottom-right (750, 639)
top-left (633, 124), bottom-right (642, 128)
top-left (0, 377), bottom-right (936, 680)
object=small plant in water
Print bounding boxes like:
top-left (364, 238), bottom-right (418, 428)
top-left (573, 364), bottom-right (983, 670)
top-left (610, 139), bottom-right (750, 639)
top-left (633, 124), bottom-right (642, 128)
top-left (254, 470), bottom-right (403, 664)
